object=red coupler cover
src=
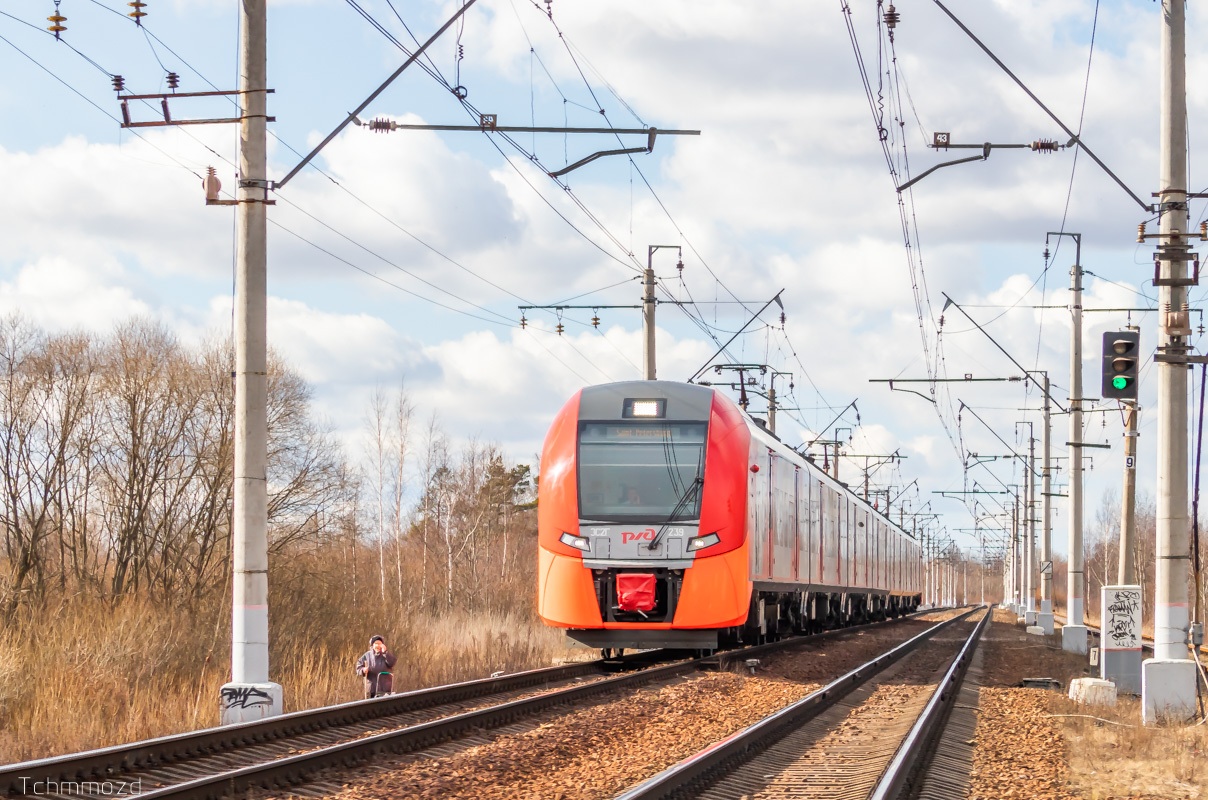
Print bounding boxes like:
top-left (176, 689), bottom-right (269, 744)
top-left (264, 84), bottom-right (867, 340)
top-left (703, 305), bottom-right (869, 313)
top-left (616, 573), bottom-right (656, 612)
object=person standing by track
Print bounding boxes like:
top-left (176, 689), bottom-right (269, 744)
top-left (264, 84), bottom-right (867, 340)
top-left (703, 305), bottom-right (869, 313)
top-left (355, 635), bottom-right (396, 698)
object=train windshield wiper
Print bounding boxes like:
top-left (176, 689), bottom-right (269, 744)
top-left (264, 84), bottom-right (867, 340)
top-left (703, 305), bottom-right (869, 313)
top-left (645, 476), bottom-right (703, 551)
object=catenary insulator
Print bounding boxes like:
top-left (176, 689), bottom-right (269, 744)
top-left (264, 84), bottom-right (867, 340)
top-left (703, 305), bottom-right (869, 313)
top-left (128, 1), bottom-right (147, 25)
top-left (555, 322), bottom-right (564, 335)
top-left (591, 313), bottom-right (600, 328)
top-left (1030, 138), bottom-right (1059, 153)
top-left (368, 117), bottom-right (394, 133)
top-left (112, 75), bottom-right (125, 93)
top-left (203, 166), bottom-right (222, 203)
top-left (166, 72), bottom-right (180, 90)
top-left (47, 1), bottom-right (66, 38)
top-left (883, 4), bottom-right (900, 29)
top-left (676, 258), bottom-right (684, 274)
top-left (779, 311), bottom-right (786, 326)
top-left (1137, 223), bottom-right (1146, 243)
top-left (519, 314), bottom-right (527, 329)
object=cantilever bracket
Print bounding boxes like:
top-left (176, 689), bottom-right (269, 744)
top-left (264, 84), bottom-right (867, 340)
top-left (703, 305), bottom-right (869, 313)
top-left (896, 143), bottom-right (991, 193)
top-left (550, 128), bottom-right (659, 179)
top-left (887, 379), bottom-right (936, 405)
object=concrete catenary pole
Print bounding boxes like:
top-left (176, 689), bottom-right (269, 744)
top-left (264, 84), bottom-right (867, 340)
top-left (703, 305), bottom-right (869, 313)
top-left (1063, 249), bottom-right (1088, 653)
top-left (767, 383), bottom-right (776, 435)
top-left (1143, 0), bottom-right (1196, 724)
top-left (643, 253), bottom-right (657, 380)
top-left (1007, 500), bottom-right (1017, 611)
top-left (1039, 373), bottom-right (1055, 633)
top-left (979, 529), bottom-right (986, 605)
top-left (1118, 400), bottom-right (1139, 585)
top-left (220, 0), bottom-right (281, 724)
top-left (1026, 433), bottom-right (1037, 623)
top-left (1015, 490), bottom-right (1024, 612)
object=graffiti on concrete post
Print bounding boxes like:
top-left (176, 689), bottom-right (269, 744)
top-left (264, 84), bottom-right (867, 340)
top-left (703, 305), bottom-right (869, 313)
top-left (221, 685), bottom-right (273, 710)
top-left (1102, 586), bottom-right (1141, 650)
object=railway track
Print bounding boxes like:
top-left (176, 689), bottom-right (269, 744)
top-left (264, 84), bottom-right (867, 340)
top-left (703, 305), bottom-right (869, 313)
top-left (1052, 611), bottom-right (1208, 655)
top-left (616, 606), bottom-right (990, 800)
top-left (3, 615), bottom-right (940, 800)
top-left (1, 653), bottom-right (657, 800)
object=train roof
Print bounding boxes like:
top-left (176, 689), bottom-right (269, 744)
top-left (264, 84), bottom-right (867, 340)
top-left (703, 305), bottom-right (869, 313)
top-left (578, 380), bottom-right (714, 421)
top-left (573, 380), bottom-right (918, 542)
top-left (741, 396), bottom-right (918, 542)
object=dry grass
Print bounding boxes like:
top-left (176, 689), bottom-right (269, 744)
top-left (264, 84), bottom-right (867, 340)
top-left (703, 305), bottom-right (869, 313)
top-left (1060, 695), bottom-right (1208, 799)
top-left (0, 569), bottom-right (579, 764)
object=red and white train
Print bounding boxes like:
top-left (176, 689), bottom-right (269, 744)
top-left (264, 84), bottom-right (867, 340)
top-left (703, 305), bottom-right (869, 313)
top-left (537, 380), bottom-right (923, 652)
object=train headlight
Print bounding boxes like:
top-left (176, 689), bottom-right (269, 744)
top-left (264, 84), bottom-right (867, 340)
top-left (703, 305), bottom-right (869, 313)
top-left (623, 398), bottom-right (666, 418)
top-left (559, 532), bottom-right (590, 551)
top-left (686, 532), bottom-right (721, 552)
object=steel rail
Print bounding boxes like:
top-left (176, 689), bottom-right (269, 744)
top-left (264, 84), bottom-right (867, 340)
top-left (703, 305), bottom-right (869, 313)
top-left (613, 608), bottom-right (978, 800)
top-left (0, 655), bottom-right (636, 793)
top-left (1051, 612), bottom-right (1208, 655)
top-left (4, 611), bottom-right (941, 799)
top-left (127, 657), bottom-right (705, 800)
top-left (868, 607), bottom-right (992, 800)
top-left (121, 615), bottom-right (935, 799)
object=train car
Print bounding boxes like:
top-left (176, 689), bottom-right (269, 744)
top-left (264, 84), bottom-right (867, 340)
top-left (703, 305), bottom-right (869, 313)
top-left (536, 380), bottom-right (922, 652)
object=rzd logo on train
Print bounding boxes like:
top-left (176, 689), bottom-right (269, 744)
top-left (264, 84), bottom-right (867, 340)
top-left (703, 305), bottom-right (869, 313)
top-left (621, 528), bottom-right (657, 544)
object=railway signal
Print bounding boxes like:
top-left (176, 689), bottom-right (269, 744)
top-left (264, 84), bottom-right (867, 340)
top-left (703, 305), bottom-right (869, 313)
top-left (1101, 330), bottom-right (1140, 401)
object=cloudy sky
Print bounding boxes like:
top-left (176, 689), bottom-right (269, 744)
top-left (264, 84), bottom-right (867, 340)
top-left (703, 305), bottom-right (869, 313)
top-left (2, 0), bottom-right (1205, 559)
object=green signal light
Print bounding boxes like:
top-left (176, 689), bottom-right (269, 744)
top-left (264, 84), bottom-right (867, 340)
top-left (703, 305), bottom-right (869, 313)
top-left (1112, 376), bottom-right (1131, 390)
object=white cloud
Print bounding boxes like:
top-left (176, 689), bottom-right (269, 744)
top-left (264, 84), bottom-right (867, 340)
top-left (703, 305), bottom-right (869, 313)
top-left (0, 0), bottom-right (1195, 554)
top-left (0, 256), bottom-right (152, 332)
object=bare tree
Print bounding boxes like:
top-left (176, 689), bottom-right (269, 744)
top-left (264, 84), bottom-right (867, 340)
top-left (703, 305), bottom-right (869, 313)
top-left (366, 386), bottom-right (389, 602)
top-left (391, 384), bottom-right (414, 607)
top-left (264, 354), bottom-right (353, 551)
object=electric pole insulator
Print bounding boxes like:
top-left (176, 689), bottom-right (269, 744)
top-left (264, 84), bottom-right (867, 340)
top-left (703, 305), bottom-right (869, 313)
top-left (1030, 138), bottom-right (1059, 153)
top-left (203, 166), bottom-right (222, 203)
top-left (128, 1), bottom-right (147, 25)
top-left (47, 1), bottom-right (66, 38)
top-left (884, 4), bottom-right (900, 30)
top-left (112, 75), bottom-right (125, 93)
top-left (368, 117), bottom-right (395, 133)
top-left (167, 72), bottom-right (180, 91)
top-left (1137, 222), bottom-right (1147, 243)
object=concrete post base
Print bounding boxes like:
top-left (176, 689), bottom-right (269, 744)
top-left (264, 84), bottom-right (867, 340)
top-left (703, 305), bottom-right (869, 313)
top-left (220, 681), bottom-right (283, 725)
top-left (1037, 612), bottom-right (1054, 635)
top-left (1061, 624), bottom-right (1088, 654)
top-left (1142, 659), bottom-right (1197, 724)
top-left (1025, 610), bottom-right (1038, 626)
top-left (1103, 649), bottom-right (1142, 695)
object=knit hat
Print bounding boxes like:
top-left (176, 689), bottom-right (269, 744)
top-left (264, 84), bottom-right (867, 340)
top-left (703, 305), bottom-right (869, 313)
top-left (369, 635), bottom-right (384, 646)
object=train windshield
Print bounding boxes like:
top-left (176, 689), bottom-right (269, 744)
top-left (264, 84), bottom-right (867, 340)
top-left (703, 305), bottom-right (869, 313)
top-left (577, 422), bottom-right (707, 521)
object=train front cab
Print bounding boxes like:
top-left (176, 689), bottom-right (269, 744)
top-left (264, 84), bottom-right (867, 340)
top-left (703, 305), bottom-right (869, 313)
top-left (537, 382), bottom-right (753, 651)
